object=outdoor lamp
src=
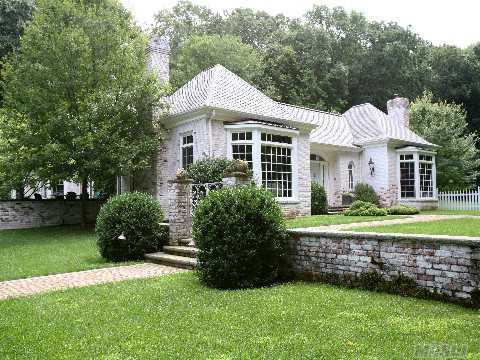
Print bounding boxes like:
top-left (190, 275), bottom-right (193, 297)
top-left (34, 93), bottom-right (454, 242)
top-left (118, 232), bottom-right (126, 241)
top-left (368, 158), bottom-right (375, 176)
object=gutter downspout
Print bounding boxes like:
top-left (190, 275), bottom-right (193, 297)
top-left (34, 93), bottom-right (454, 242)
top-left (208, 110), bottom-right (215, 157)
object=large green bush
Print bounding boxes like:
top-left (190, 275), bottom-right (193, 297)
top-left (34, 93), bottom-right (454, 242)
top-left (353, 183), bottom-right (379, 205)
top-left (344, 200), bottom-right (387, 216)
top-left (96, 192), bottom-right (167, 261)
top-left (387, 204), bottom-right (419, 215)
top-left (193, 185), bottom-right (288, 289)
top-left (186, 157), bottom-right (233, 183)
top-left (311, 183), bottom-right (328, 215)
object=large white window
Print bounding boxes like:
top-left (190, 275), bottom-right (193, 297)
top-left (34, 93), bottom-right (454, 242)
top-left (231, 131), bottom-right (253, 169)
top-left (181, 134), bottom-right (194, 169)
top-left (261, 134), bottom-right (292, 198)
top-left (397, 148), bottom-right (436, 200)
top-left (226, 123), bottom-right (298, 200)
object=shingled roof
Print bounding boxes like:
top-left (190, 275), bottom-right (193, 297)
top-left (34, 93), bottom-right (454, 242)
top-left (167, 64), bottom-right (433, 148)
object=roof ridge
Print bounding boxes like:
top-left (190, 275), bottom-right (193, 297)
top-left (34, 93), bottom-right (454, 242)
top-left (278, 102), bottom-right (341, 117)
top-left (203, 65), bottom-right (223, 107)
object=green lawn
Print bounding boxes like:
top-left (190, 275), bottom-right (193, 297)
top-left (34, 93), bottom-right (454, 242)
top-left (353, 218), bottom-right (480, 237)
top-left (287, 214), bottom-right (405, 228)
top-left (0, 272), bottom-right (478, 359)
top-left (0, 226), bottom-right (132, 281)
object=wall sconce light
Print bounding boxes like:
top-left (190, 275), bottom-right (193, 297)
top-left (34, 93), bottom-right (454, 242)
top-left (368, 158), bottom-right (375, 176)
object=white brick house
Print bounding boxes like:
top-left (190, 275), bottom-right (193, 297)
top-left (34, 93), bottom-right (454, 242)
top-left (136, 38), bottom-right (438, 216)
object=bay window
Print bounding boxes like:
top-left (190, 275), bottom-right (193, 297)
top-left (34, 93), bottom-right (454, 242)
top-left (397, 148), bottom-right (436, 200)
top-left (226, 123), bottom-right (298, 200)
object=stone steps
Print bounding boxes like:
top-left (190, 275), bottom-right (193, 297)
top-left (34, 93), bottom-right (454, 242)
top-left (145, 252), bottom-right (197, 270)
top-left (145, 241), bottom-right (198, 269)
top-left (163, 245), bottom-right (198, 258)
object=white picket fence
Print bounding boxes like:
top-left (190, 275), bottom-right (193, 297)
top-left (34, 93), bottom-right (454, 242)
top-left (438, 187), bottom-right (480, 210)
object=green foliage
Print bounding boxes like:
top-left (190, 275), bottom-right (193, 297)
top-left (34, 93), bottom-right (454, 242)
top-left (0, 0), bottom-right (35, 104)
top-left (96, 192), bottom-right (167, 261)
top-left (186, 157), bottom-right (232, 183)
top-left (0, 0), bottom-right (166, 196)
top-left (311, 183), bottom-right (328, 215)
top-left (344, 201), bottom-right (387, 216)
top-left (387, 204), bottom-right (419, 215)
top-left (171, 34), bottom-right (265, 91)
top-left (193, 185), bottom-right (288, 289)
top-left (410, 92), bottom-right (480, 189)
top-left (353, 183), bottom-right (379, 205)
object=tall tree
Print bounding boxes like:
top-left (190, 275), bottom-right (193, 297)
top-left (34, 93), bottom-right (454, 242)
top-left (409, 92), bottom-right (480, 189)
top-left (0, 0), bottom-right (35, 103)
top-left (0, 0), bottom-right (166, 223)
top-left (171, 34), bottom-right (266, 91)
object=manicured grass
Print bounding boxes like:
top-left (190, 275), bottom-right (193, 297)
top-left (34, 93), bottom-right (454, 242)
top-left (0, 226), bottom-right (133, 281)
top-left (286, 214), bottom-right (405, 228)
top-left (353, 218), bottom-right (480, 237)
top-left (0, 272), bottom-right (478, 359)
top-left (421, 209), bottom-right (480, 216)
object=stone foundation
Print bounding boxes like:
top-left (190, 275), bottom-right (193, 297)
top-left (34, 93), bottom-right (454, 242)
top-left (288, 229), bottom-right (480, 300)
top-left (0, 200), bottom-right (104, 229)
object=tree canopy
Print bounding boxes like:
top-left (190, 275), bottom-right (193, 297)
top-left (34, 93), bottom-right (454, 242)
top-left (0, 0), bottom-right (166, 199)
top-left (410, 92), bottom-right (480, 189)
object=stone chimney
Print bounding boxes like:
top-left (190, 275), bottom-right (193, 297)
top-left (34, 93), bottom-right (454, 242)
top-left (147, 36), bottom-right (170, 84)
top-left (387, 97), bottom-right (410, 128)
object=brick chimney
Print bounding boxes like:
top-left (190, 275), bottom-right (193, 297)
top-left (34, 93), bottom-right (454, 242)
top-left (147, 36), bottom-right (170, 84)
top-left (387, 97), bottom-right (410, 128)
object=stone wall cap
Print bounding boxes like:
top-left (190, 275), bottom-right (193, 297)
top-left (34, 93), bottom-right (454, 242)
top-left (287, 228), bottom-right (480, 246)
top-left (168, 178), bottom-right (193, 184)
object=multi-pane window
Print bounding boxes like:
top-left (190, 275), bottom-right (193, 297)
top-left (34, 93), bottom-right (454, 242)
top-left (419, 155), bottom-right (434, 198)
top-left (348, 162), bottom-right (354, 191)
top-left (399, 154), bottom-right (416, 198)
top-left (181, 134), bottom-right (194, 169)
top-left (231, 132), bottom-right (253, 169)
top-left (261, 133), bottom-right (292, 198)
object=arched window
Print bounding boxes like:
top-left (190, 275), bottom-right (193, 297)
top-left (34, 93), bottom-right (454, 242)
top-left (348, 161), bottom-right (354, 191)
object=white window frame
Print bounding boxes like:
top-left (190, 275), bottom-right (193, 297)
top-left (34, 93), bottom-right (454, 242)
top-left (180, 132), bottom-right (194, 169)
top-left (347, 161), bottom-right (355, 191)
top-left (396, 147), bottom-right (437, 201)
top-left (225, 123), bottom-right (299, 202)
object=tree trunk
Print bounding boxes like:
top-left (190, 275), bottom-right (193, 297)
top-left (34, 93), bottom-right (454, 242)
top-left (81, 178), bottom-right (88, 228)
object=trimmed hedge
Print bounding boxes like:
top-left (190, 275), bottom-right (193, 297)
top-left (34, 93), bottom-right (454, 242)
top-left (344, 200), bottom-right (387, 216)
top-left (193, 185), bottom-right (288, 289)
top-left (311, 183), bottom-right (328, 215)
top-left (387, 204), bottom-right (419, 215)
top-left (96, 192), bottom-right (167, 261)
top-left (353, 183), bottom-right (379, 205)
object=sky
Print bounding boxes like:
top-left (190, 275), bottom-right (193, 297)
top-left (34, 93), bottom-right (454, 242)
top-left (120, 0), bottom-right (479, 48)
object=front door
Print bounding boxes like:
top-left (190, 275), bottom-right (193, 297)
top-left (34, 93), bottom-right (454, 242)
top-left (311, 160), bottom-right (328, 189)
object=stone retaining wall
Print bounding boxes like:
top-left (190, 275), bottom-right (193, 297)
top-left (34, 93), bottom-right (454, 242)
top-left (0, 200), bottom-right (104, 229)
top-left (288, 229), bottom-right (480, 300)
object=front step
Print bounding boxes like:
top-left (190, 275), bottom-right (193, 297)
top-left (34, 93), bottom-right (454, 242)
top-left (328, 206), bottom-right (350, 215)
top-left (163, 245), bottom-right (198, 258)
top-left (145, 252), bottom-right (197, 269)
top-left (178, 238), bottom-right (195, 246)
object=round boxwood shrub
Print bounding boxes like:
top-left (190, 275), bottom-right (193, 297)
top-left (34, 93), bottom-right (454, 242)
top-left (387, 204), bottom-right (419, 215)
top-left (193, 185), bottom-right (288, 289)
top-left (311, 182), bottom-right (328, 215)
top-left (96, 192), bottom-right (167, 261)
top-left (353, 183), bottom-right (379, 205)
top-left (344, 200), bottom-right (387, 216)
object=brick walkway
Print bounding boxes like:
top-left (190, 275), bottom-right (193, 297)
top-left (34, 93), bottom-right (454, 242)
top-left (0, 263), bottom-right (185, 300)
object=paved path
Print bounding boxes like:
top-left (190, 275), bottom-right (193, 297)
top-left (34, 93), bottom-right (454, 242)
top-left (0, 263), bottom-right (185, 300)
top-left (299, 214), bottom-right (476, 232)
